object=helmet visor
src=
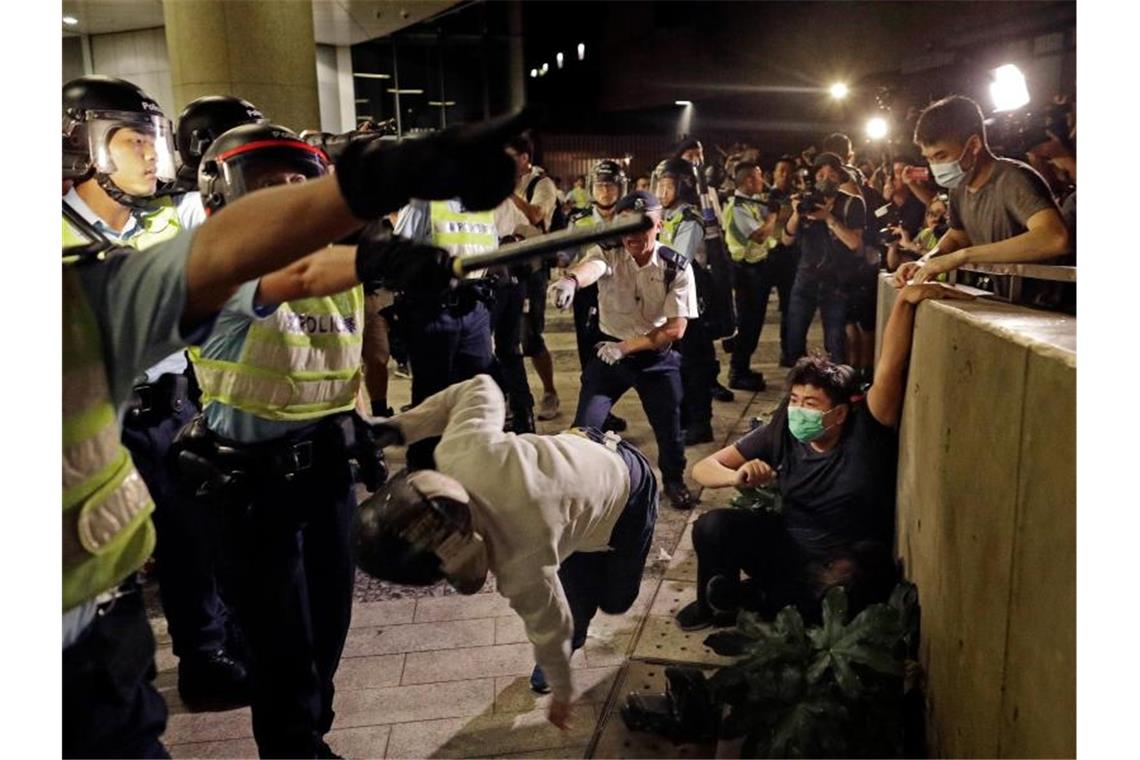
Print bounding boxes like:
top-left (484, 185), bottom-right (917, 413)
top-left (217, 143), bottom-right (328, 201)
top-left (85, 110), bottom-right (176, 184)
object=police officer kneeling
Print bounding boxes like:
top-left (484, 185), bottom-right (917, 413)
top-left (549, 191), bottom-right (698, 510)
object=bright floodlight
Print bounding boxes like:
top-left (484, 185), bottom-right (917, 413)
top-left (541, 62), bottom-right (549, 74)
top-left (577, 43), bottom-right (585, 61)
top-left (556, 52), bottom-right (564, 69)
top-left (990, 64), bottom-right (1030, 112)
top-left (865, 116), bottom-right (889, 140)
top-left (63, 15), bottom-right (78, 24)
top-left (530, 68), bottom-right (538, 79)
top-left (675, 100), bottom-right (693, 106)
top-left (829, 82), bottom-right (849, 99)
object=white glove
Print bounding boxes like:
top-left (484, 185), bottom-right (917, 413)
top-left (596, 341), bottom-right (626, 365)
top-left (548, 276), bottom-right (577, 310)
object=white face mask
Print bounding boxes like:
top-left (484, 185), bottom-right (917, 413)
top-left (930, 139), bottom-right (976, 189)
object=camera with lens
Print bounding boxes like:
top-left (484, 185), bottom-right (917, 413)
top-left (873, 202), bottom-right (902, 245)
top-left (796, 189), bottom-right (826, 216)
top-left (986, 101), bottom-right (1074, 158)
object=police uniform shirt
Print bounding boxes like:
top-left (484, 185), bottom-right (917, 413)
top-left (389, 374), bottom-right (631, 703)
top-left (516, 166), bottom-right (558, 231)
top-left (664, 204), bottom-right (703, 261)
top-left (729, 192), bottom-right (764, 241)
top-left (63, 228), bottom-right (211, 647)
top-left (64, 188), bottom-right (207, 381)
top-left (582, 240), bottom-right (699, 342)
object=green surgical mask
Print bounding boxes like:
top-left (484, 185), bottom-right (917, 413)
top-left (787, 405), bottom-right (833, 443)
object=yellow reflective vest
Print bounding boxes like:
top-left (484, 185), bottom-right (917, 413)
top-left (429, 201), bottom-right (497, 258)
top-left (62, 269), bottom-right (155, 611)
top-left (61, 196), bottom-right (182, 252)
top-left (722, 195), bottom-right (771, 264)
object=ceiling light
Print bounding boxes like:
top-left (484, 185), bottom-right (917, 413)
top-left (63, 16), bottom-right (78, 25)
top-left (556, 52), bottom-right (564, 69)
top-left (865, 116), bottom-right (889, 140)
top-left (675, 100), bottom-right (693, 106)
top-left (530, 68), bottom-right (538, 79)
top-left (577, 43), bottom-right (585, 61)
top-left (990, 64), bottom-right (1030, 112)
top-left (387, 88), bottom-right (424, 95)
top-left (428, 101), bottom-right (457, 107)
top-left (354, 72), bottom-right (391, 80)
top-left (829, 82), bottom-right (849, 99)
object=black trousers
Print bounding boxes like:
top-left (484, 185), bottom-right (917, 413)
top-left (404, 299), bottom-right (496, 469)
top-left (491, 277), bottom-right (534, 421)
top-left (520, 266), bottom-right (550, 357)
top-left (218, 439), bottom-right (358, 758)
top-left (679, 317), bottom-right (714, 431)
top-left (767, 245), bottom-right (799, 359)
top-left (62, 585), bottom-right (169, 759)
top-left (558, 436), bottom-right (658, 649)
top-left (121, 393), bottom-right (228, 659)
top-left (572, 283), bottom-right (601, 372)
top-left (573, 344), bottom-right (686, 483)
top-left (730, 259), bottom-right (776, 373)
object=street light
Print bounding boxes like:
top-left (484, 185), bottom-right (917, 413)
top-left (865, 116), bottom-right (889, 140)
top-left (556, 52), bottom-right (564, 69)
top-left (63, 15), bottom-right (78, 25)
top-left (577, 43), bottom-right (585, 61)
top-left (530, 68), bottom-right (538, 79)
top-left (990, 64), bottom-right (1030, 112)
top-left (829, 82), bottom-right (849, 100)
top-left (675, 100), bottom-right (693, 106)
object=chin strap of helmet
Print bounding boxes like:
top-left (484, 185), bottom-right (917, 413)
top-left (95, 172), bottom-right (154, 208)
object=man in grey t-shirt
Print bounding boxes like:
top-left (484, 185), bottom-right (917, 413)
top-left (890, 95), bottom-right (1070, 286)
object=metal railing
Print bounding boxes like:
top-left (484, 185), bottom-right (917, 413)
top-left (946, 262), bottom-right (1076, 305)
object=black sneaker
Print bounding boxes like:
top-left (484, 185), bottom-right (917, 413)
top-left (709, 382), bottom-right (735, 403)
top-left (664, 480), bottom-right (697, 510)
top-left (602, 413), bottom-right (628, 433)
top-left (675, 601), bottom-right (735, 632)
top-left (727, 369), bottom-right (766, 392)
top-left (684, 423), bottom-right (715, 446)
top-left (177, 649), bottom-right (250, 710)
top-left (705, 574), bottom-right (742, 615)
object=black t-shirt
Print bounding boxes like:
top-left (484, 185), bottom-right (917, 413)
top-left (733, 400), bottom-right (897, 556)
top-left (796, 191), bottom-right (866, 283)
top-left (895, 192), bottom-right (926, 238)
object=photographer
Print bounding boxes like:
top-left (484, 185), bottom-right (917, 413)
top-left (892, 95), bottom-right (1070, 286)
top-left (780, 153), bottom-right (867, 363)
top-left (887, 195), bottom-right (948, 272)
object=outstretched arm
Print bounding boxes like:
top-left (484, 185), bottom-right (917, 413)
top-left (867, 282), bottom-right (975, 427)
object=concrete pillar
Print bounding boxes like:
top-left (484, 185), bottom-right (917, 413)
top-left (162, 0), bottom-right (320, 133)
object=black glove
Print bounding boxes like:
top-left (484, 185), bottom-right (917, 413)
top-left (355, 234), bottom-right (454, 294)
top-left (335, 108), bottom-right (530, 220)
top-left (372, 422), bottom-right (404, 449)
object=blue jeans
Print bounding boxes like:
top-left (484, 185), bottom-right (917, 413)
top-left (785, 273), bottom-right (849, 363)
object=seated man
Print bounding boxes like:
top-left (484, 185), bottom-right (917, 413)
top-left (356, 374), bottom-right (659, 730)
top-left (676, 281), bottom-right (973, 630)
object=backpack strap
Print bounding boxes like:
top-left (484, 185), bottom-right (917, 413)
top-left (657, 244), bottom-right (691, 291)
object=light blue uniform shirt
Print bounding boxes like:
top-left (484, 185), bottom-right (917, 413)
top-left (665, 204), bottom-right (704, 262)
top-left (63, 189), bottom-right (207, 381)
top-left (63, 227), bottom-right (208, 648)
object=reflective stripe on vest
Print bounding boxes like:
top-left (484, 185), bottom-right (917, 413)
top-left (62, 269), bottom-right (155, 611)
top-left (722, 196), bottom-right (769, 263)
top-left (429, 201), bottom-right (497, 258)
top-left (61, 196), bottom-right (182, 252)
top-left (190, 286), bottom-right (366, 421)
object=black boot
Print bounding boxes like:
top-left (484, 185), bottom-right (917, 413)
top-left (663, 480), bottom-right (697, 510)
top-left (177, 649), bottom-right (251, 710)
top-left (728, 368), bottom-right (766, 392)
top-left (510, 408), bottom-right (536, 435)
top-left (684, 423), bottom-right (715, 446)
top-left (602, 412), bottom-right (627, 433)
top-left (709, 381), bottom-right (735, 403)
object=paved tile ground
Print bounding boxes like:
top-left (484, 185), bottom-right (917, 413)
top-left (153, 304), bottom-right (821, 758)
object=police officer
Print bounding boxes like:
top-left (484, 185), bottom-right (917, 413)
top-left (549, 191), bottom-right (698, 510)
top-left (355, 374), bottom-right (659, 731)
top-left (722, 160), bottom-right (782, 391)
top-left (392, 197), bottom-right (503, 465)
top-left (173, 94), bottom-right (266, 192)
top-left (62, 75), bottom-right (249, 707)
top-left (563, 159), bottom-right (630, 433)
top-left (63, 96), bottom-right (498, 755)
top-left (651, 158), bottom-right (716, 446)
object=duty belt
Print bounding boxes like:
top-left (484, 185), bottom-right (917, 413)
top-left (124, 373), bottom-right (191, 427)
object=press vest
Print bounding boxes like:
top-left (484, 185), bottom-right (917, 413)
top-left (62, 268), bottom-right (155, 611)
top-left (722, 195), bottom-right (770, 264)
top-left (190, 286), bottom-right (366, 422)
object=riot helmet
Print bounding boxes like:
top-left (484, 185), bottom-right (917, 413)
top-left (198, 123), bottom-right (329, 214)
top-left (651, 158), bottom-right (699, 208)
top-left (354, 470), bottom-right (489, 595)
top-left (62, 75), bottom-right (177, 206)
top-left (590, 159), bottom-right (628, 210)
top-left (174, 95), bottom-right (265, 191)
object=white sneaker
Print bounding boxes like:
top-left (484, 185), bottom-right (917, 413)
top-left (537, 392), bottom-right (560, 421)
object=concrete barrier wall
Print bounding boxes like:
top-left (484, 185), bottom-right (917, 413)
top-left (876, 277), bottom-right (1075, 758)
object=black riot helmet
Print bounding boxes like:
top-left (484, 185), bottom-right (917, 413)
top-left (590, 159), bottom-right (629, 210)
top-left (651, 158), bottom-right (700, 208)
top-left (197, 123), bottom-right (329, 215)
top-left (354, 470), bottom-right (489, 595)
top-left (62, 75), bottom-right (177, 207)
top-left (174, 95), bottom-right (265, 192)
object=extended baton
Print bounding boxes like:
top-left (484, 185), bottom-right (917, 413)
top-left (450, 213), bottom-right (651, 277)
